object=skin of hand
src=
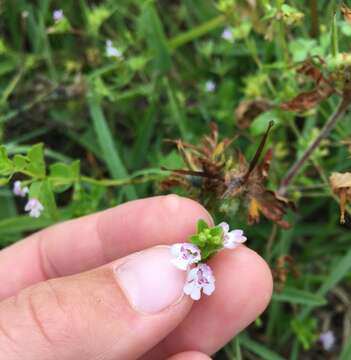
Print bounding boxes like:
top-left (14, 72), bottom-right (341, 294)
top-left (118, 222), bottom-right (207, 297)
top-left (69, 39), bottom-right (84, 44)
top-left (0, 195), bottom-right (273, 360)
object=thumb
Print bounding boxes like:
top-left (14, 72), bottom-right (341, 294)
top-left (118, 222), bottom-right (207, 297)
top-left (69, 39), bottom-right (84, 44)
top-left (0, 246), bottom-right (192, 360)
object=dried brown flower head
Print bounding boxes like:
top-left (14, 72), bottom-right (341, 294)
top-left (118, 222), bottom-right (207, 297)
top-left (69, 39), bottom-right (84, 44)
top-left (161, 122), bottom-right (293, 228)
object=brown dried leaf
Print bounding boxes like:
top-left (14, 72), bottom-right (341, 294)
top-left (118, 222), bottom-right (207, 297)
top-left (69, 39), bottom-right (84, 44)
top-left (330, 172), bottom-right (351, 223)
top-left (297, 61), bottom-right (325, 84)
top-left (280, 60), bottom-right (334, 112)
top-left (341, 2), bottom-right (351, 24)
top-left (280, 86), bottom-right (333, 112)
top-left (235, 98), bottom-right (272, 129)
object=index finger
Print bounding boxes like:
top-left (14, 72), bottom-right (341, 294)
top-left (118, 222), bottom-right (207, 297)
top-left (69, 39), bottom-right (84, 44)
top-left (0, 195), bottom-right (212, 300)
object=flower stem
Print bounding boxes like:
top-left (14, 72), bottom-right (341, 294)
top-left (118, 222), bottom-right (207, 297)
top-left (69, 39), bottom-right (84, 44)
top-left (278, 98), bottom-right (351, 196)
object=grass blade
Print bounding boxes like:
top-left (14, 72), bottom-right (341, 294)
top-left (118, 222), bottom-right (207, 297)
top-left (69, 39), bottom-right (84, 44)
top-left (272, 287), bottom-right (327, 306)
top-left (87, 91), bottom-right (137, 200)
top-left (239, 334), bottom-right (285, 360)
top-left (339, 336), bottom-right (351, 360)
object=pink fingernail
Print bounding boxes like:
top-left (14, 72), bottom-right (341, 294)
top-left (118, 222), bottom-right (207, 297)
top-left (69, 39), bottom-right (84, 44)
top-left (114, 246), bottom-right (187, 314)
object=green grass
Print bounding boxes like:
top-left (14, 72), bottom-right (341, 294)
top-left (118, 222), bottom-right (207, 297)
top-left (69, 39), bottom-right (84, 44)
top-left (1, 0), bottom-right (351, 358)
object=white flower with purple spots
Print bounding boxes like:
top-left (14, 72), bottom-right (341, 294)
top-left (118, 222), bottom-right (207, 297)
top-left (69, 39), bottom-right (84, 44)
top-left (13, 181), bottom-right (29, 198)
top-left (218, 222), bottom-right (247, 249)
top-left (25, 198), bottom-right (44, 218)
top-left (183, 263), bottom-right (215, 301)
top-left (170, 243), bottom-right (201, 270)
top-left (53, 9), bottom-right (64, 23)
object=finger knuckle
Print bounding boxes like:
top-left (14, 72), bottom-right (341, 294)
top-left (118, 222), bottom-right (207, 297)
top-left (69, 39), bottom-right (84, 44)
top-left (21, 280), bottom-right (74, 348)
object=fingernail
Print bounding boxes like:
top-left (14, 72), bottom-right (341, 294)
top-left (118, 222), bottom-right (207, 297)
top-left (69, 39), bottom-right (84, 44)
top-left (114, 246), bottom-right (187, 314)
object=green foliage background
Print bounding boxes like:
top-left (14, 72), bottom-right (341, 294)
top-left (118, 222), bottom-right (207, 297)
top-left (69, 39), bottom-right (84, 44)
top-left (0, 0), bottom-right (351, 358)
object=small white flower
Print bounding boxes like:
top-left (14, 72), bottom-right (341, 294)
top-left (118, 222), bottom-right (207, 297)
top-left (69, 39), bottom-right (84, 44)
top-left (53, 9), bottom-right (64, 23)
top-left (205, 80), bottom-right (216, 92)
top-left (319, 330), bottom-right (335, 351)
top-left (222, 27), bottom-right (234, 41)
top-left (218, 222), bottom-right (247, 249)
top-left (13, 181), bottom-right (29, 198)
top-left (170, 243), bottom-right (201, 270)
top-left (106, 40), bottom-right (123, 58)
top-left (25, 198), bottom-right (44, 218)
top-left (183, 263), bottom-right (215, 300)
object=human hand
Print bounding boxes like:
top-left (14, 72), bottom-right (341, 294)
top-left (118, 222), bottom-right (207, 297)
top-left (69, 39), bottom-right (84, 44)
top-left (0, 195), bottom-right (272, 359)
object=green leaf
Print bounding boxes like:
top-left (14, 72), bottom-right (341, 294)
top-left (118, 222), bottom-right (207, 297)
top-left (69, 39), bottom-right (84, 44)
top-left (250, 110), bottom-right (280, 136)
top-left (27, 144), bottom-right (45, 177)
top-left (29, 181), bottom-right (42, 199)
top-left (0, 146), bottom-right (13, 176)
top-left (272, 287), bottom-right (327, 306)
top-left (0, 215), bottom-right (54, 235)
top-left (197, 219), bottom-right (209, 232)
top-left (239, 334), bottom-right (285, 360)
top-left (210, 225), bottom-right (222, 237)
top-left (49, 161), bottom-right (80, 180)
top-left (13, 154), bottom-right (28, 171)
top-left (49, 161), bottom-right (80, 192)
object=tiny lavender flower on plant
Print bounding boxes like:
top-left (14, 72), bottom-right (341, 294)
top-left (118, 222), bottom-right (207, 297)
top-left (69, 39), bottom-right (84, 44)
top-left (219, 222), bottom-right (247, 249)
top-left (13, 181), bottom-right (29, 198)
top-left (25, 198), bottom-right (44, 218)
top-left (183, 263), bottom-right (215, 301)
top-left (53, 9), bottom-right (64, 23)
top-left (106, 40), bottom-right (123, 59)
top-left (205, 80), bottom-right (216, 92)
top-left (319, 330), bottom-right (335, 351)
top-left (222, 27), bottom-right (234, 41)
top-left (170, 243), bottom-right (201, 270)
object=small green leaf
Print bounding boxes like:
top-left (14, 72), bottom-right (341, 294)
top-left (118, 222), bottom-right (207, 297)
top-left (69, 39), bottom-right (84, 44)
top-left (250, 110), bottom-right (280, 136)
top-left (13, 154), bottom-right (28, 171)
top-left (210, 225), bottom-right (222, 237)
top-left (49, 161), bottom-right (80, 192)
top-left (0, 146), bottom-right (13, 176)
top-left (49, 160), bottom-right (80, 180)
top-left (197, 219), bottom-right (209, 232)
top-left (27, 144), bottom-right (46, 177)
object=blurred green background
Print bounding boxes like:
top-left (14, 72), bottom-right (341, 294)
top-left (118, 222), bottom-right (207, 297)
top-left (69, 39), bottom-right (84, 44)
top-left (1, 0), bottom-right (351, 359)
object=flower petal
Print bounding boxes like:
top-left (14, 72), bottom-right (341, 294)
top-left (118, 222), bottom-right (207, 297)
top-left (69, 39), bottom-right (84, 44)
top-left (170, 258), bottom-right (188, 270)
top-left (203, 281), bottom-right (215, 296)
top-left (189, 286), bottom-right (201, 301)
top-left (218, 222), bottom-right (229, 234)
